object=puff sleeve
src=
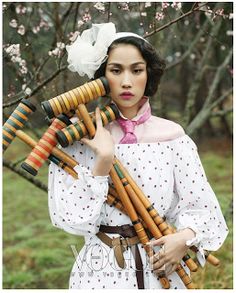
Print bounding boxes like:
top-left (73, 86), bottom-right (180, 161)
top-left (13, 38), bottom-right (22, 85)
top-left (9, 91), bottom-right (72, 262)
top-left (166, 135), bottom-right (229, 266)
top-left (48, 141), bottom-right (109, 236)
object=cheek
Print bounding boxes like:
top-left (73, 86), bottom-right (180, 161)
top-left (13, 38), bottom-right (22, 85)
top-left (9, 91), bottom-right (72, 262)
top-left (137, 75), bottom-right (147, 89)
top-left (105, 74), bottom-right (118, 92)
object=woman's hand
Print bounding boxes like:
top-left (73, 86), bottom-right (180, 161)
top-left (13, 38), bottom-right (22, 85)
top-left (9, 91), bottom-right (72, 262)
top-left (148, 228), bottom-right (195, 277)
top-left (81, 107), bottom-right (115, 176)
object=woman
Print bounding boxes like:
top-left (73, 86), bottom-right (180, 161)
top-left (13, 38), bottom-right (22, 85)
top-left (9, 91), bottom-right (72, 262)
top-left (48, 23), bottom-right (228, 289)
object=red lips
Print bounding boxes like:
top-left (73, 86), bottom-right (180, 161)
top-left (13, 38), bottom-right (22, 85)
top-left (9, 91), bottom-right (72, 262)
top-left (120, 91), bottom-right (134, 96)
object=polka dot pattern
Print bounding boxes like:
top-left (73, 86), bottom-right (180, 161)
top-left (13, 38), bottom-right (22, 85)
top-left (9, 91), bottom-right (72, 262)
top-left (48, 135), bottom-right (228, 289)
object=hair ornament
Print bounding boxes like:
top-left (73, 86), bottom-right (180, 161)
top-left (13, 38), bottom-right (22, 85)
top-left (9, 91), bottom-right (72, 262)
top-left (66, 22), bottom-right (147, 79)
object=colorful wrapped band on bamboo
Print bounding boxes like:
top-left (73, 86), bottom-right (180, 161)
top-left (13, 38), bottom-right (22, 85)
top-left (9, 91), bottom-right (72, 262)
top-left (21, 114), bottom-right (72, 176)
top-left (41, 77), bottom-right (110, 118)
top-left (3, 99), bottom-right (36, 153)
top-left (56, 103), bottom-right (120, 148)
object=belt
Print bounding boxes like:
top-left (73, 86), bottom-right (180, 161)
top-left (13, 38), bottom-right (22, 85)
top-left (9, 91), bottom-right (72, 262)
top-left (96, 224), bottom-right (144, 289)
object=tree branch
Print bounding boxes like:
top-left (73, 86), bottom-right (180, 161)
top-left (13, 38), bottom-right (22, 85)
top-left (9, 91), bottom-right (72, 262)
top-left (3, 65), bottom-right (67, 108)
top-left (3, 159), bottom-right (47, 192)
top-left (183, 19), bottom-right (222, 127)
top-left (211, 108), bottom-right (232, 117)
top-left (144, 2), bottom-right (208, 38)
top-left (165, 17), bottom-right (209, 70)
top-left (204, 48), bottom-right (233, 108)
top-left (210, 87), bottom-right (233, 110)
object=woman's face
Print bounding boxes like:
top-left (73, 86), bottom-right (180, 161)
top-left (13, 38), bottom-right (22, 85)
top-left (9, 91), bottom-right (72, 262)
top-left (105, 44), bottom-right (147, 119)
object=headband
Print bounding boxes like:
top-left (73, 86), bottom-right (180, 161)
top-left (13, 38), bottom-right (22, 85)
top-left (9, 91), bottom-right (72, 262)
top-left (66, 22), bottom-right (148, 79)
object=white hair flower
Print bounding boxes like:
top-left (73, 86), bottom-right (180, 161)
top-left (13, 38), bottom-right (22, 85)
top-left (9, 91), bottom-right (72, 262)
top-left (66, 22), bottom-right (148, 79)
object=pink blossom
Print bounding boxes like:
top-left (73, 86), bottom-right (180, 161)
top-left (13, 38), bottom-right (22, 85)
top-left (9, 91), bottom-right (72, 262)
top-left (205, 6), bottom-right (213, 18)
top-left (77, 20), bottom-right (84, 29)
top-left (144, 2), bottom-right (152, 8)
top-left (48, 43), bottom-right (65, 58)
top-left (82, 12), bottom-right (91, 23)
top-left (39, 19), bottom-right (50, 30)
top-left (20, 66), bottom-right (28, 75)
top-left (19, 59), bottom-right (26, 67)
top-left (49, 48), bottom-right (60, 57)
top-left (22, 84), bottom-right (31, 94)
top-left (68, 31), bottom-right (79, 42)
top-left (94, 2), bottom-right (105, 12)
top-left (17, 25), bottom-right (25, 36)
top-left (162, 2), bottom-right (170, 10)
top-left (11, 56), bottom-right (22, 63)
top-left (5, 44), bottom-right (20, 57)
top-left (155, 12), bottom-right (165, 21)
top-left (215, 8), bottom-right (224, 16)
top-left (171, 2), bottom-right (182, 11)
top-left (56, 42), bottom-right (65, 50)
top-left (32, 26), bottom-right (40, 34)
top-left (226, 30), bottom-right (233, 36)
top-left (9, 19), bottom-right (18, 28)
top-left (24, 87), bottom-right (32, 95)
top-left (16, 4), bottom-right (27, 15)
top-left (121, 3), bottom-right (130, 11)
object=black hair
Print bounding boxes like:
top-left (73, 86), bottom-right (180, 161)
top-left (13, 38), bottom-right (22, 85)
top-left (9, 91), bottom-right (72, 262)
top-left (94, 36), bottom-right (166, 96)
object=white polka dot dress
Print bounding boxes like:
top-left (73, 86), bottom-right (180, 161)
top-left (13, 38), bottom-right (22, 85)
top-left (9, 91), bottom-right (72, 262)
top-left (48, 134), bottom-right (228, 289)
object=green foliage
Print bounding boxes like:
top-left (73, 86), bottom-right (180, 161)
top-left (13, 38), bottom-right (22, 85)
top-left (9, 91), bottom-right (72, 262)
top-left (3, 136), bottom-right (233, 289)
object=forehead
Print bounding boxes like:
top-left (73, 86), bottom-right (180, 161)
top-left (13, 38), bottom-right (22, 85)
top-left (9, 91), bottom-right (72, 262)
top-left (107, 44), bottom-right (146, 65)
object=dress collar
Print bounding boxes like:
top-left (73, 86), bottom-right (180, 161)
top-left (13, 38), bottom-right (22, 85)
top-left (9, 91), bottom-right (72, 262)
top-left (112, 96), bottom-right (151, 122)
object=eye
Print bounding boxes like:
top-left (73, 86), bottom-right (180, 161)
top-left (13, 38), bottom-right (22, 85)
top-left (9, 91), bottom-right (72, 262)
top-left (133, 68), bottom-right (144, 74)
top-left (110, 69), bottom-right (120, 74)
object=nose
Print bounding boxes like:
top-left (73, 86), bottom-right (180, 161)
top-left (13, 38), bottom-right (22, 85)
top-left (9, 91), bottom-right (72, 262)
top-left (121, 72), bottom-right (132, 88)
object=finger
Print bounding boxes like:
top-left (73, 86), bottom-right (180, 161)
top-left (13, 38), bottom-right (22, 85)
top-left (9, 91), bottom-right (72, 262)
top-left (80, 137), bottom-right (91, 147)
top-left (168, 263), bottom-right (179, 276)
top-left (95, 107), bottom-right (103, 129)
top-left (146, 236), bottom-right (166, 247)
top-left (149, 247), bottom-right (165, 265)
top-left (152, 255), bottom-right (166, 271)
top-left (154, 264), bottom-right (167, 278)
top-left (149, 253), bottom-right (159, 268)
top-left (164, 263), bottom-right (173, 276)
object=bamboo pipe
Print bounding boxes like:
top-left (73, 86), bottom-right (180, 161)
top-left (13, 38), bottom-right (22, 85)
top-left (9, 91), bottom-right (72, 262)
top-left (3, 99), bottom-right (36, 152)
top-left (109, 166), bottom-right (171, 289)
top-left (112, 162), bottom-right (195, 289)
top-left (16, 130), bottom-right (78, 172)
top-left (15, 130), bottom-right (78, 178)
top-left (115, 158), bottom-right (198, 272)
top-left (41, 77), bottom-right (110, 118)
top-left (108, 185), bottom-right (219, 267)
top-left (115, 157), bottom-right (219, 266)
top-left (21, 114), bottom-right (72, 176)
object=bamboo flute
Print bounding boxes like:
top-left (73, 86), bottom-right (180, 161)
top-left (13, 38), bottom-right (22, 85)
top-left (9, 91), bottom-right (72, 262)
top-left (115, 158), bottom-right (219, 267)
top-left (112, 161), bottom-right (195, 289)
top-left (109, 165), bottom-right (171, 289)
top-left (115, 158), bottom-right (197, 267)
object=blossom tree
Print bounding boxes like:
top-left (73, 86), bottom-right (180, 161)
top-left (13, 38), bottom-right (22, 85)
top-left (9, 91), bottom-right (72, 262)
top-left (3, 2), bottom-right (233, 189)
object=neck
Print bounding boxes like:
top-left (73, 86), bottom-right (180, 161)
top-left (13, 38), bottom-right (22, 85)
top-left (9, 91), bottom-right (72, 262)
top-left (119, 108), bottom-right (138, 120)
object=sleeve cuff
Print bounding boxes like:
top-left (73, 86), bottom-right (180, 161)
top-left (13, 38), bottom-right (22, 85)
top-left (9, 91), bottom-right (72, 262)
top-left (183, 227), bottom-right (206, 267)
top-left (74, 164), bottom-right (109, 199)
top-left (185, 227), bottom-right (203, 247)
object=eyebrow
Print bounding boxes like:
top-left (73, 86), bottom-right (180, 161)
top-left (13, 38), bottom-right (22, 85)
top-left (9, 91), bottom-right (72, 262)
top-left (107, 62), bottom-right (146, 67)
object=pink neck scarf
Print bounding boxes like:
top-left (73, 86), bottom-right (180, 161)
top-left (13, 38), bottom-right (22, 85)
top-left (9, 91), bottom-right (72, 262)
top-left (116, 101), bottom-right (151, 144)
